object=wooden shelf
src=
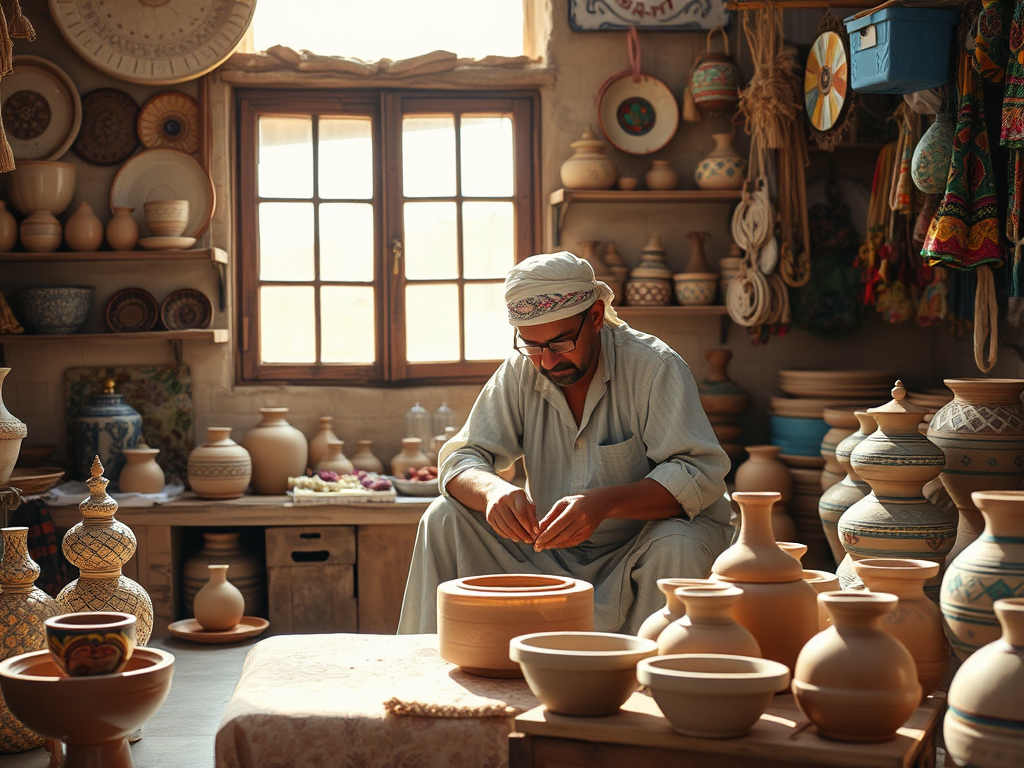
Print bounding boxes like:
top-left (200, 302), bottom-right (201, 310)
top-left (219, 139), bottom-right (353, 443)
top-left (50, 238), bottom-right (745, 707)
top-left (616, 305), bottom-right (729, 318)
top-left (0, 247), bottom-right (227, 264)
top-left (0, 329), bottom-right (229, 343)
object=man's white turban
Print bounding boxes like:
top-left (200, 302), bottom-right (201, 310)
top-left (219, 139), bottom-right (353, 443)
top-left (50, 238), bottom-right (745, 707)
top-left (504, 251), bottom-right (623, 328)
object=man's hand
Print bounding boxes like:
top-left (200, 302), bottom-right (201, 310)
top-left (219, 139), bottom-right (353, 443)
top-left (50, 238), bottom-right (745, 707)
top-left (485, 486), bottom-right (538, 543)
top-left (533, 493), bottom-right (609, 551)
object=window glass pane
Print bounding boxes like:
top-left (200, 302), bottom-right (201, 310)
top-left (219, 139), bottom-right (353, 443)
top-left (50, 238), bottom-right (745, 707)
top-left (319, 117), bottom-right (373, 200)
top-left (463, 201), bottom-right (514, 279)
top-left (260, 286), bottom-right (316, 363)
top-left (461, 117), bottom-right (514, 197)
top-left (464, 283), bottom-right (509, 361)
top-left (320, 203), bottom-right (374, 282)
top-left (406, 284), bottom-right (459, 362)
top-left (404, 202), bottom-right (457, 279)
top-left (321, 286), bottom-right (376, 363)
top-left (403, 116), bottom-right (455, 198)
top-left (260, 203), bottom-right (314, 281)
top-left (259, 116), bottom-right (313, 198)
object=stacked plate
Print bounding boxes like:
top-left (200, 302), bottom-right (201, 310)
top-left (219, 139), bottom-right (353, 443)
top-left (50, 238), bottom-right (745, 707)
top-left (778, 370), bottom-right (896, 401)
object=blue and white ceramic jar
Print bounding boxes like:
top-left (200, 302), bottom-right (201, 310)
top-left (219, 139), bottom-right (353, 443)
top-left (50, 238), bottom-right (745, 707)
top-left (74, 378), bottom-right (142, 486)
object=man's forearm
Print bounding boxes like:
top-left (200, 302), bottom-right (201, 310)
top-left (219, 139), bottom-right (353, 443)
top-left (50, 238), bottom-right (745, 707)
top-left (585, 478), bottom-right (683, 521)
top-left (446, 467), bottom-right (519, 513)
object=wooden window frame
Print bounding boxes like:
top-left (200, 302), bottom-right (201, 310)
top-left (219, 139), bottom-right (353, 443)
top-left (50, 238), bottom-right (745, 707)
top-left (235, 88), bottom-right (541, 387)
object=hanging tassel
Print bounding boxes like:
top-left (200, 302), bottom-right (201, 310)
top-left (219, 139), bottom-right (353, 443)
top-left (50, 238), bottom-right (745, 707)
top-left (2, 0), bottom-right (33, 41)
top-left (0, 5), bottom-right (13, 79)
top-left (974, 265), bottom-right (999, 372)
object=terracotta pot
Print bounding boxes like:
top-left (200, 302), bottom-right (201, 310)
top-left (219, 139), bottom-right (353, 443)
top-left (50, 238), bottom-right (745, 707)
top-left (802, 569), bottom-right (840, 630)
top-left (853, 558), bottom-right (950, 696)
top-left (658, 585), bottom-right (761, 657)
top-left (944, 597), bottom-right (1024, 768)
top-left (308, 415), bottom-right (339, 471)
top-left (927, 379), bottom-right (1024, 565)
top-left (0, 369), bottom-right (26, 487)
top-left (317, 439), bottom-right (354, 475)
top-left (735, 446), bottom-right (792, 502)
top-left (644, 160), bottom-right (678, 191)
top-left (64, 201), bottom-right (104, 252)
top-left (118, 445), bottom-right (164, 494)
top-left (193, 564), bottom-right (245, 631)
top-left (942, 490), bottom-right (1024, 660)
top-left (820, 407), bottom-right (861, 492)
top-left (624, 278), bottom-right (671, 306)
top-left (778, 541), bottom-right (807, 561)
top-left (712, 491), bottom-right (818, 671)
top-left (694, 133), bottom-right (747, 191)
top-left (437, 574), bottom-right (593, 677)
top-left (793, 592), bottom-right (921, 742)
top-left (698, 349), bottom-right (751, 426)
top-left (559, 127), bottom-right (617, 190)
top-left (637, 578), bottom-right (729, 642)
top-left (187, 427), bottom-right (252, 499)
top-left (350, 440), bottom-right (384, 474)
top-left (242, 407), bottom-right (308, 495)
top-left (0, 202), bottom-right (17, 252)
top-left (391, 437), bottom-right (430, 477)
top-left (106, 206), bottom-right (139, 251)
top-left (19, 211), bottom-right (61, 253)
top-left (182, 531), bottom-right (265, 620)
top-left (819, 412), bottom-right (874, 565)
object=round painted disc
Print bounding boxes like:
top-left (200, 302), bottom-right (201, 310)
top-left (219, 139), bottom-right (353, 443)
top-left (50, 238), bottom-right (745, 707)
top-left (804, 31), bottom-right (849, 132)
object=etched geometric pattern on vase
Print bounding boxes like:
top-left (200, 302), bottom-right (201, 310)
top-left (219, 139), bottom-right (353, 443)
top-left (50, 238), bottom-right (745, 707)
top-left (56, 456), bottom-right (153, 644)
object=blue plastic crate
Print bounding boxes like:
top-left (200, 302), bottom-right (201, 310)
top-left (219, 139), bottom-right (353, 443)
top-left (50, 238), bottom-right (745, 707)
top-left (844, 7), bottom-right (959, 94)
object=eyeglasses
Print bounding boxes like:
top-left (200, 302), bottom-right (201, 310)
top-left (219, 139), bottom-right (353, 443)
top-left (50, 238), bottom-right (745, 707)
top-left (513, 313), bottom-right (588, 357)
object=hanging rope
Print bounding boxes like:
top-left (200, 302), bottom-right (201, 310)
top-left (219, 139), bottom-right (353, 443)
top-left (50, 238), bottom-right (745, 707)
top-left (974, 265), bottom-right (998, 371)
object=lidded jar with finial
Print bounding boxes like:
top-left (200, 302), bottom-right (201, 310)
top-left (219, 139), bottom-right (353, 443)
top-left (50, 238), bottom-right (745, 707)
top-left (74, 377), bottom-right (142, 487)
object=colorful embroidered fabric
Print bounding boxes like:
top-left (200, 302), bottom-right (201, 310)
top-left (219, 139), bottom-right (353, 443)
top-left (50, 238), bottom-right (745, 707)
top-left (975, 0), bottom-right (1010, 82)
top-left (506, 289), bottom-right (594, 324)
top-left (1002, 0), bottom-right (1024, 294)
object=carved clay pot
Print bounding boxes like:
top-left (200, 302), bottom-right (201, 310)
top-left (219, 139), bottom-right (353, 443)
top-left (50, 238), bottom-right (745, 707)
top-left (242, 407), bottom-right (308, 494)
top-left (307, 416), bottom-right (339, 471)
top-left (0, 203), bottom-right (17, 253)
top-left (118, 445), bottom-right (164, 494)
top-left (391, 437), bottom-right (430, 477)
top-left (187, 427), bottom-right (252, 499)
top-left (105, 207), bottom-right (139, 251)
top-left (819, 411), bottom-right (874, 565)
top-left (317, 439), bottom-right (354, 476)
top-left (193, 564), bottom-right (245, 631)
top-left (350, 440), bottom-right (384, 474)
top-left (559, 127), bottom-right (617, 190)
top-left (64, 201), bottom-right (104, 252)
top-left (637, 578), bottom-right (730, 643)
top-left (0, 369), bottom-right (26, 487)
top-left (657, 585), bottom-right (761, 657)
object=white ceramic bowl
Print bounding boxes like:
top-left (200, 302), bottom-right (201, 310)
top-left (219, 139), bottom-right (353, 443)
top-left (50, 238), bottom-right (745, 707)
top-left (637, 654), bottom-right (790, 738)
top-left (6, 161), bottom-right (76, 216)
top-left (510, 631), bottom-right (657, 716)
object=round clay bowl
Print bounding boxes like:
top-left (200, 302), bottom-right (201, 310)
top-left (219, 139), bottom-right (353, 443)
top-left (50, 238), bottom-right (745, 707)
top-left (510, 631), bottom-right (657, 716)
top-left (637, 654), bottom-right (790, 738)
top-left (6, 161), bottom-right (77, 216)
top-left (44, 611), bottom-right (137, 677)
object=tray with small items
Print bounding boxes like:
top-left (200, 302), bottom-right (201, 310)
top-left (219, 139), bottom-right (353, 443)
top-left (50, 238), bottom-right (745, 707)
top-left (287, 471), bottom-right (396, 504)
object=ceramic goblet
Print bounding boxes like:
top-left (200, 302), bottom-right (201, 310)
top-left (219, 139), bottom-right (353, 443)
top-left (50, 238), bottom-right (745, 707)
top-left (143, 199), bottom-right (189, 237)
top-left (44, 611), bottom-right (137, 677)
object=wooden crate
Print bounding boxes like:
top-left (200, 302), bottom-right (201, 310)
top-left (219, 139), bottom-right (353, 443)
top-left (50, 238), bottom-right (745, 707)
top-left (266, 526), bottom-right (357, 634)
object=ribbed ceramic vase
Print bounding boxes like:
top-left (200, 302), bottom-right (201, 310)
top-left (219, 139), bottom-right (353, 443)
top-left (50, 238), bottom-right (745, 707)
top-left (242, 408), bottom-right (308, 494)
top-left (0, 369), bottom-right (26, 487)
top-left (193, 564), bottom-right (245, 631)
top-left (637, 578), bottom-right (729, 642)
top-left (820, 407), bottom-right (861, 492)
top-left (350, 440), bottom-right (384, 474)
top-left (711, 491), bottom-right (818, 671)
top-left (942, 490), bottom-right (1024, 660)
top-left (945, 597), bottom-right (1024, 768)
top-left (182, 531), bottom-right (265, 619)
top-left (657, 585), bottom-right (761, 657)
top-left (187, 427), bottom-right (252, 499)
top-left (307, 416), bottom-right (339, 471)
top-left (927, 379), bottom-right (1024, 565)
top-left (819, 412), bottom-right (874, 566)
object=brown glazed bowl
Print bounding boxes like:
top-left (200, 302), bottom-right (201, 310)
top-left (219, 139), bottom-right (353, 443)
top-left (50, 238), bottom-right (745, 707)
top-left (44, 611), bottom-right (137, 677)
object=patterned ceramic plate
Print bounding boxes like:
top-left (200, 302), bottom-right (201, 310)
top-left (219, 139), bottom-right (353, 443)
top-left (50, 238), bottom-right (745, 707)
top-left (160, 288), bottom-right (212, 330)
top-left (73, 88), bottom-right (140, 166)
top-left (137, 91), bottom-right (200, 154)
top-left (110, 148), bottom-right (215, 238)
top-left (8, 467), bottom-right (65, 496)
top-left (598, 72), bottom-right (678, 155)
top-left (105, 287), bottom-right (159, 333)
top-left (2, 55), bottom-right (82, 160)
top-left (804, 31), bottom-right (849, 133)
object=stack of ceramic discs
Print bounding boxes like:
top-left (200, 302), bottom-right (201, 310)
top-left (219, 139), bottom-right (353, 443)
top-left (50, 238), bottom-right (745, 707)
top-left (787, 467), bottom-right (833, 571)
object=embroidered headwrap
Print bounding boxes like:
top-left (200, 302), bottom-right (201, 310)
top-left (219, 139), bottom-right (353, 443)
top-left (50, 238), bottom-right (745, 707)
top-left (504, 251), bottom-right (623, 328)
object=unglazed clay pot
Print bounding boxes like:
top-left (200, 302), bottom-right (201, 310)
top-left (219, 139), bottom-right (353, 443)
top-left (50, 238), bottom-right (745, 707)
top-left (711, 491), bottom-right (818, 671)
top-left (819, 412), bottom-right (874, 565)
top-left (182, 531), bottom-right (265, 620)
top-left (19, 211), bottom-right (61, 253)
top-left (793, 592), bottom-right (921, 742)
top-left (927, 379), bottom-right (1024, 565)
top-left (559, 127), bottom-right (617, 190)
top-left (658, 585), bottom-right (761, 657)
top-left (119, 444), bottom-right (164, 494)
top-left (106, 206), bottom-right (139, 251)
top-left (187, 427), bottom-right (252, 499)
top-left (193, 564), bottom-right (245, 631)
top-left (350, 439), bottom-right (384, 474)
top-left (644, 160), bottom-right (678, 191)
top-left (698, 349), bottom-right (751, 427)
top-left (802, 569), bottom-right (840, 630)
top-left (853, 558), bottom-right (950, 696)
top-left (944, 598), bottom-right (1024, 768)
top-left (942, 490), bottom-right (1024, 660)
top-left (307, 416), bottom-right (340, 471)
top-left (509, 632), bottom-right (657, 716)
top-left (317, 439), bottom-right (354, 476)
top-left (437, 574), bottom-right (593, 678)
top-left (735, 446), bottom-right (792, 503)
top-left (0, 368), bottom-right (27, 487)
top-left (391, 437), bottom-right (430, 477)
top-left (637, 578), bottom-right (727, 642)
top-left (242, 407), bottom-right (308, 494)
top-left (64, 201), bottom-right (104, 252)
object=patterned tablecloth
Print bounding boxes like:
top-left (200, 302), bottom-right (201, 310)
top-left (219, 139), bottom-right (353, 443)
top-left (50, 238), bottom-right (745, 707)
top-left (215, 633), bottom-right (538, 768)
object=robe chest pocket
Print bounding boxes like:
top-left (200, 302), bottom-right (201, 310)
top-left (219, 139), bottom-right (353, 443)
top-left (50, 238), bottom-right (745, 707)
top-left (594, 434), bottom-right (649, 488)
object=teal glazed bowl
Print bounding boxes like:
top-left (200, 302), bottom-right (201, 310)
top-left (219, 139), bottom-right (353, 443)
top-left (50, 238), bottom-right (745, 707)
top-left (44, 611), bottom-right (136, 677)
top-left (769, 415), bottom-right (830, 457)
top-left (18, 286), bottom-right (93, 334)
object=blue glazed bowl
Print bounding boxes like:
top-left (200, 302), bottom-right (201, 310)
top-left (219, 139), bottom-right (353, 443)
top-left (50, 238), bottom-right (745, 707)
top-left (18, 286), bottom-right (94, 334)
top-left (770, 414), bottom-right (830, 457)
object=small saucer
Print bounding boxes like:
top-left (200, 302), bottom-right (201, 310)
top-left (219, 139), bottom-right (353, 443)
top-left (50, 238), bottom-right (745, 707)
top-left (167, 616), bottom-right (269, 644)
top-left (138, 236), bottom-right (196, 251)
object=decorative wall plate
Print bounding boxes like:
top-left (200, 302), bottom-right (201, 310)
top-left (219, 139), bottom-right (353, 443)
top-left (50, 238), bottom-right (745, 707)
top-left (138, 91), bottom-right (200, 154)
top-left (160, 288), bottom-right (212, 330)
top-left (73, 88), bottom-right (140, 166)
top-left (48, 0), bottom-right (258, 85)
top-left (1, 56), bottom-right (82, 161)
top-left (105, 287), bottom-right (158, 333)
top-left (598, 73), bottom-right (679, 155)
top-left (110, 148), bottom-right (215, 238)
top-left (804, 30), bottom-right (849, 132)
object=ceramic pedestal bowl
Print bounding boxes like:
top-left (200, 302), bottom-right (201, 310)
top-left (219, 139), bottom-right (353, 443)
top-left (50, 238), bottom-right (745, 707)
top-left (0, 647), bottom-right (174, 768)
top-left (637, 654), bottom-right (791, 738)
top-left (5, 161), bottom-right (77, 216)
top-left (510, 631), bottom-right (657, 716)
top-left (18, 286), bottom-right (94, 334)
top-left (437, 574), bottom-right (594, 678)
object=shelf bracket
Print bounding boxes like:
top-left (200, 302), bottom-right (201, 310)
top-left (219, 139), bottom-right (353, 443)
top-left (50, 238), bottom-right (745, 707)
top-left (215, 262), bottom-right (227, 311)
top-left (168, 339), bottom-right (183, 365)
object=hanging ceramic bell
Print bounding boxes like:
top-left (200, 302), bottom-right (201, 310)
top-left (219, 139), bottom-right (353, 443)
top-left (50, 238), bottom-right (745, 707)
top-left (690, 28), bottom-right (742, 115)
top-left (911, 113), bottom-right (955, 195)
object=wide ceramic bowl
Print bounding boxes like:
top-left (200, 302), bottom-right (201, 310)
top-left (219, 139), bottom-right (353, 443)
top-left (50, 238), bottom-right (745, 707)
top-left (672, 272), bottom-right (718, 306)
top-left (6, 161), bottom-right (76, 216)
top-left (44, 611), bottom-right (137, 677)
top-left (510, 631), bottom-right (657, 716)
top-left (637, 654), bottom-right (790, 738)
top-left (18, 286), bottom-right (93, 334)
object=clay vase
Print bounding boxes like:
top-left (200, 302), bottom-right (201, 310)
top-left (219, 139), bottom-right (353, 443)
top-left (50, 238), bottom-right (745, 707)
top-left (391, 437), bottom-right (430, 477)
top-left (350, 440), bottom-right (384, 474)
top-left (182, 531), bottom-right (265, 619)
top-left (802, 569), bottom-right (840, 630)
top-left (19, 211), bottom-right (61, 253)
top-left (644, 160), bottom-right (678, 191)
top-left (793, 592), bottom-right (922, 742)
top-left (106, 206), bottom-right (139, 251)
top-left (242, 407), bottom-right (308, 495)
top-left (852, 557), bottom-right (949, 697)
top-left (684, 230), bottom-right (713, 273)
top-left (637, 577), bottom-right (729, 642)
top-left (690, 29), bottom-right (742, 114)
top-left (0, 369), bottom-right (26, 487)
top-left (942, 490), bottom-right (1024, 660)
top-left (927, 379), bottom-right (1024, 565)
top-left (317, 439), bottom-right (354, 476)
top-left (698, 349), bottom-right (751, 422)
top-left (602, 242), bottom-right (630, 287)
top-left (118, 444), bottom-right (164, 494)
top-left (694, 133), bottom-right (747, 191)
top-left (559, 127), bottom-right (617, 190)
top-left (658, 585), bottom-right (761, 657)
top-left (0, 527), bottom-right (59, 752)
top-left (944, 597), bottom-right (1024, 768)
top-left (711, 491), bottom-right (819, 671)
top-left (819, 412), bottom-right (874, 566)
top-left (820, 407), bottom-right (861, 492)
top-left (734, 446), bottom-right (794, 539)
top-left (64, 201), bottom-right (103, 252)
top-left (838, 382), bottom-right (955, 596)
top-left (911, 113), bottom-right (954, 195)
top-left (187, 427), bottom-right (252, 499)
top-left (307, 416), bottom-right (340, 471)
top-left (0, 202), bottom-right (16, 252)
top-left (193, 564), bottom-right (245, 631)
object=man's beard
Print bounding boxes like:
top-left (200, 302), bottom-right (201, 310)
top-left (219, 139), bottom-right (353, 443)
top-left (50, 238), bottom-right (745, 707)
top-left (541, 347), bottom-right (593, 387)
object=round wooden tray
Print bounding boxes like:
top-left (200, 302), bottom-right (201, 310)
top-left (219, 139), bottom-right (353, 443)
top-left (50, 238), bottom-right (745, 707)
top-left (167, 616), bottom-right (269, 644)
top-left (7, 467), bottom-right (65, 496)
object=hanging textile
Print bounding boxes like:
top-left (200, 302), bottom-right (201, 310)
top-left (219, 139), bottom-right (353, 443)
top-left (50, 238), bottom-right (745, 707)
top-left (1002, 0), bottom-right (1024, 294)
top-left (975, 0), bottom-right (1010, 83)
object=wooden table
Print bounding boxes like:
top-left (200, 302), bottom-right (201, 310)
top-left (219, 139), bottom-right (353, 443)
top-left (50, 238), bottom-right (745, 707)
top-left (510, 691), bottom-right (943, 768)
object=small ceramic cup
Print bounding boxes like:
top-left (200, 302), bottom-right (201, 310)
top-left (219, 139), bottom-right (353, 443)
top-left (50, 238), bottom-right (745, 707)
top-left (44, 611), bottom-right (137, 677)
top-left (616, 177), bottom-right (639, 191)
top-left (143, 199), bottom-right (189, 237)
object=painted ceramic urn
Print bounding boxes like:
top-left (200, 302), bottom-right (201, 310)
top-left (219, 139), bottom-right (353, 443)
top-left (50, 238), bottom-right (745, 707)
top-left (694, 133), bottom-right (747, 191)
top-left (74, 377), bottom-right (142, 487)
top-left (911, 113), bottom-right (954, 195)
top-left (818, 412), bottom-right (874, 566)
